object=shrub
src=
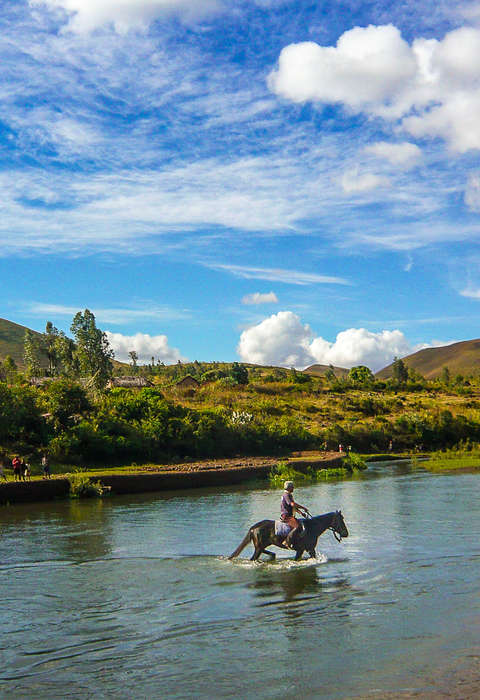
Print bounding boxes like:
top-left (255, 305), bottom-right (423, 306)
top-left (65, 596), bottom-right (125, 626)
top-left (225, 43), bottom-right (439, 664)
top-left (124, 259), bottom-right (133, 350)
top-left (68, 472), bottom-right (106, 498)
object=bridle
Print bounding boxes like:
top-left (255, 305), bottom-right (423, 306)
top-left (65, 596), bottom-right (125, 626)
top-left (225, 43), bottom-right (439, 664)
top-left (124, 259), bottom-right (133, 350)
top-left (329, 511), bottom-right (343, 542)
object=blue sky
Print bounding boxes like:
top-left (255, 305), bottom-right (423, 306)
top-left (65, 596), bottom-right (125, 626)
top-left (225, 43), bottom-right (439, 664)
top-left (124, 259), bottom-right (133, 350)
top-left (1, 0), bottom-right (480, 370)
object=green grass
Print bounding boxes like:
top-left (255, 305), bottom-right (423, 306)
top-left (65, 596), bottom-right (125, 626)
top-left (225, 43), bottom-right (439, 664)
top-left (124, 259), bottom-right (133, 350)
top-left (269, 457), bottom-right (366, 486)
top-left (424, 447), bottom-right (480, 471)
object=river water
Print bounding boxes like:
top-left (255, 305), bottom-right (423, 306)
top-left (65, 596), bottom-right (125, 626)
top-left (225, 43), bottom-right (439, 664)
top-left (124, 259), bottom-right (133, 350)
top-left (1, 462), bottom-right (480, 699)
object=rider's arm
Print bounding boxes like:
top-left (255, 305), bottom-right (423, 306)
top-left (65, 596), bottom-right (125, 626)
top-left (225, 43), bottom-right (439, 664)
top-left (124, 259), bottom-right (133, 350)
top-left (293, 499), bottom-right (307, 514)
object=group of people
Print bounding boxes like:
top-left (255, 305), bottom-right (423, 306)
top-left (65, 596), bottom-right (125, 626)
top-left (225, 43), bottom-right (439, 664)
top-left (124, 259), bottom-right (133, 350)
top-left (11, 456), bottom-right (31, 481)
top-left (0, 454), bottom-right (50, 482)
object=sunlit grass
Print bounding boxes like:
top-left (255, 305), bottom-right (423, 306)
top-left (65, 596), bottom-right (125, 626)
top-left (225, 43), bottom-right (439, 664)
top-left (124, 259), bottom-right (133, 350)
top-left (424, 447), bottom-right (480, 471)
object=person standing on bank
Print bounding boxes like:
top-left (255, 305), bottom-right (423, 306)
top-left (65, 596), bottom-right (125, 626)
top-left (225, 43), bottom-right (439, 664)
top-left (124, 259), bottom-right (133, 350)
top-left (42, 454), bottom-right (50, 479)
top-left (280, 480), bottom-right (310, 549)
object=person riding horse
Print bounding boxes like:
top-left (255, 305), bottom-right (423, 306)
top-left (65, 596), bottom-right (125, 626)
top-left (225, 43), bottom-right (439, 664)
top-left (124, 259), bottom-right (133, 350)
top-left (281, 480), bottom-right (310, 549)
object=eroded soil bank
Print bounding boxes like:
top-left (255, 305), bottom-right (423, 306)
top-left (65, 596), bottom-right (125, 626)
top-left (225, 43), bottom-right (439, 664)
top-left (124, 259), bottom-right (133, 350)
top-left (0, 451), bottom-right (344, 505)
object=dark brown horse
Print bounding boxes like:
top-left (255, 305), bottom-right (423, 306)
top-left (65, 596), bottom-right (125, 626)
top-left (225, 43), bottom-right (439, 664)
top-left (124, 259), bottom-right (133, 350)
top-left (229, 510), bottom-right (348, 561)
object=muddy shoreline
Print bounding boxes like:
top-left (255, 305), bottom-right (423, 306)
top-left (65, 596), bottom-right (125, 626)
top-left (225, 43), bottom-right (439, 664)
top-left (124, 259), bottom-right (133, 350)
top-left (0, 452), bottom-right (345, 504)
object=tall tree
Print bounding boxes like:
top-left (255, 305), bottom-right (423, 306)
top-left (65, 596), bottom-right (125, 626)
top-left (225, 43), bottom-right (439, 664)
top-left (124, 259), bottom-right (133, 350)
top-left (23, 329), bottom-right (43, 377)
top-left (54, 331), bottom-right (78, 376)
top-left (392, 356), bottom-right (408, 384)
top-left (70, 309), bottom-right (114, 388)
top-left (43, 321), bottom-right (61, 376)
top-left (129, 350), bottom-right (139, 374)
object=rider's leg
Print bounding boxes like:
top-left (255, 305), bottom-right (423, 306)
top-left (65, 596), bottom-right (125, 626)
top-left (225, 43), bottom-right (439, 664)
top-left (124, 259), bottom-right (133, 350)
top-left (285, 519), bottom-right (304, 549)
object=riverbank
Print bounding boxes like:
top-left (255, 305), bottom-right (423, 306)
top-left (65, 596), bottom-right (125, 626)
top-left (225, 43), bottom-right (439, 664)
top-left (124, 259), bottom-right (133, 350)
top-left (0, 451), bottom-right (345, 505)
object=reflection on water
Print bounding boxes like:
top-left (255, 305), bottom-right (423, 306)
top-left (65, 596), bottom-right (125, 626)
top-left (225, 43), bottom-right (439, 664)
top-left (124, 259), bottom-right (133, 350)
top-left (1, 462), bottom-right (480, 698)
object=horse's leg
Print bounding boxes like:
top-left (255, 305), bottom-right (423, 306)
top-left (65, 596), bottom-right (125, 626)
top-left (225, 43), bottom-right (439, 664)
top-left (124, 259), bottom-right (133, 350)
top-left (263, 550), bottom-right (276, 559)
top-left (308, 549), bottom-right (317, 559)
top-left (250, 547), bottom-right (263, 561)
top-left (294, 549), bottom-right (304, 561)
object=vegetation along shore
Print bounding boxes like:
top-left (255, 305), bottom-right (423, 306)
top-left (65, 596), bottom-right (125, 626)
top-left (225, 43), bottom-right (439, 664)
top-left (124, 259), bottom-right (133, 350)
top-left (2, 310), bottom-right (480, 503)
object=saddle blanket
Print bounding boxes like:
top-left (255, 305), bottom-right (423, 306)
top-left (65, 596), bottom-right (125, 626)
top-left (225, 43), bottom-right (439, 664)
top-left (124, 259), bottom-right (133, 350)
top-left (275, 520), bottom-right (291, 538)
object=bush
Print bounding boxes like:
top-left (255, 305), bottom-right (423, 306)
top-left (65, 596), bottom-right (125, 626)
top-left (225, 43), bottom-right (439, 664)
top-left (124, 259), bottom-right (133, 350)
top-left (68, 472), bottom-right (106, 498)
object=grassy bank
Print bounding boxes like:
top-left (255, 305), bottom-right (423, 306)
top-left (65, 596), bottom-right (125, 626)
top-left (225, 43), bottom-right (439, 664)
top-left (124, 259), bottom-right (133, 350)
top-left (423, 447), bottom-right (480, 471)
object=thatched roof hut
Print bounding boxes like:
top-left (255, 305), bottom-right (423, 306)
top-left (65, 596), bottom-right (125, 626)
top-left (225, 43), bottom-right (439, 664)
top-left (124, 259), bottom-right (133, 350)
top-left (175, 375), bottom-right (200, 389)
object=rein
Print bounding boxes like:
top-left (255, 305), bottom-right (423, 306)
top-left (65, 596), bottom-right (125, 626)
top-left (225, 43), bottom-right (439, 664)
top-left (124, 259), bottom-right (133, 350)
top-left (329, 513), bottom-right (342, 542)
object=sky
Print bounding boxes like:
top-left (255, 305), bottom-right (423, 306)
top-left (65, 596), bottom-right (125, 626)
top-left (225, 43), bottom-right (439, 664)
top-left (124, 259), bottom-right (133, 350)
top-left (1, 0), bottom-right (480, 371)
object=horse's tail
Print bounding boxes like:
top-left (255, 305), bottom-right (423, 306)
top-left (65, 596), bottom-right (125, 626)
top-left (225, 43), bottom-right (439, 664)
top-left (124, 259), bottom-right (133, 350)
top-left (228, 529), bottom-right (252, 559)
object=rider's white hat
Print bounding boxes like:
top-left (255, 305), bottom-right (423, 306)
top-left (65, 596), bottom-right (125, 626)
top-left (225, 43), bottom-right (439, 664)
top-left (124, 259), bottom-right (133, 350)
top-left (284, 480), bottom-right (294, 490)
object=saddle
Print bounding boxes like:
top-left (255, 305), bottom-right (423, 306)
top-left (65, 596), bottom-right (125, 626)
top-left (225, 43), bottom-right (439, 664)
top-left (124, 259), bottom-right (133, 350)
top-left (274, 520), bottom-right (291, 538)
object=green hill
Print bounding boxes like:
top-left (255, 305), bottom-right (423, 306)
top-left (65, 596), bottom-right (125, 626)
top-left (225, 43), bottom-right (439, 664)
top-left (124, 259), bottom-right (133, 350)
top-left (0, 317), bottom-right (44, 366)
top-left (376, 339), bottom-right (480, 379)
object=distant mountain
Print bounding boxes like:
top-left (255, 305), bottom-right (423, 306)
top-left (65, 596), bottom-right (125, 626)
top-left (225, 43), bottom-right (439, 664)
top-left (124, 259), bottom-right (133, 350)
top-left (0, 317), bottom-right (43, 366)
top-left (376, 339), bottom-right (480, 379)
top-left (303, 363), bottom-right (349, 378)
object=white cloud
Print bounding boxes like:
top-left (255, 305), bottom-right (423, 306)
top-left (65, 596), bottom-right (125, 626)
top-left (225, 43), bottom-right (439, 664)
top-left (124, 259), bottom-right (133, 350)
top-left (238, 311), bottom-right (314, 367)
top-left (211, 264), bottom-right (350, 285)
top-left (268, 25), bottom-right (416, 108)
top-left (31, 0), bottom-right (222, 33)
top-left (341, 169), bottom-right (390, 193)
top-left (365, 141), bottom-right (422, 168)
top-left (242, 291), bottom-right (278, 305)
top-left (465, 175), bottom-right (480, 211)
top-left (309, 328), bottom-right (412, 371)
top-left (269, 23), bottom-right (480, 152)
top-left (105, 331), bottom-right (187, 364)
top-left (459, 286), bottom-right (480, 299)
top-left (23, 302), bottom-right (190, 324)
top-left (237, 310), bottom-right (415, 371)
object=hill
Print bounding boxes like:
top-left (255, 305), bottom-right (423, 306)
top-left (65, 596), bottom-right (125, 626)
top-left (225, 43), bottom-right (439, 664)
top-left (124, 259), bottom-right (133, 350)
top-left (0, 317), bottom-right (44, 366)
top-left (0, 317), bottom-right (129, 370)
top-left (303, 363), bottom-right (349, 378)
top-left (376, 339), bottom-right (480, 379)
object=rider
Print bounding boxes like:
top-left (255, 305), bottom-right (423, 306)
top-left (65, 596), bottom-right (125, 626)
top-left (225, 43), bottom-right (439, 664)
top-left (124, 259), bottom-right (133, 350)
top-left (280, 480), bottom-right (310, 548)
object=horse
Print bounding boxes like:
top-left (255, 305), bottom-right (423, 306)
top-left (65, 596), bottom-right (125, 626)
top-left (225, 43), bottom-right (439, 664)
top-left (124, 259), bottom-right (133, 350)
top-left (229, 510), bottom-right (348, 562)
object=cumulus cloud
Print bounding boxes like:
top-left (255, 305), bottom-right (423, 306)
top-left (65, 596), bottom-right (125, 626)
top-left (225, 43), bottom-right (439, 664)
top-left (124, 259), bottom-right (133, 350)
top-left (242, 291), bottom-right (278, 305)
top-left (341, 169), bottom-right (389, 193)
top-left (309, 328), bottom-right (412, 371)
top-left (365, 141), bottom-right (422, 169)
top-left (237, 311), bottom-right (414, 371)
top-left (31, 0), bottom-right (222, 33)
top-left (237, 311), bottom-right (314, 367)
top-left (269, 25), bottom-right (416, 108)
top-left (105, 331), bottom-right (187, 364)
top-left (465, 175), bottom-right (480, 211)
top-left (269, 23), bottom-right (480, 152)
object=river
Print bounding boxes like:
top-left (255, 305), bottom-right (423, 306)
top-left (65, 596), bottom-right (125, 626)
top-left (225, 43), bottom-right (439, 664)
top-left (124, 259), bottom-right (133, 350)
top-left (1, 461), bottom-right (480, 699)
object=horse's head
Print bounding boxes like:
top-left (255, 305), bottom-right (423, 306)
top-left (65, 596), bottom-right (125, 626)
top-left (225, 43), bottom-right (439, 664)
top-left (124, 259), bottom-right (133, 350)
top-left (331, 510), bottom-right (348, 541)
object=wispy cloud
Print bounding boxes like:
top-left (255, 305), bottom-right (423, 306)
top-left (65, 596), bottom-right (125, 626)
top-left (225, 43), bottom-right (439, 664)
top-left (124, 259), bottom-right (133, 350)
top-left (22, 302), bottom-right (191, 324)
top-left (210, 264), bottom-right (351, 286)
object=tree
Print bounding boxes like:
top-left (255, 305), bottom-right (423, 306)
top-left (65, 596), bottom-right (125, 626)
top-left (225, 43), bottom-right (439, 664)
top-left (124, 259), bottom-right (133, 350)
top-left (70, 309), bottom-right (114, 389)
top-left (129, 350), bottom-right (139, 374)
top-left (1, 355), bottom-right (17, 383)
top-left (54, 331), bottom-right (78, 376)
top-left (43, 321), bottom-right (61, 376)
top-left (229, 362), bottom-right (249, 385)
top-left (44, 378), bottom-right (91, 429)
top-left (392, 356), bottom-right (408, 384)
top-left (23, 329), bottom-right (43, 377)
top-left (348, 365), bottom-right (374, 385)
top-left (440, 366), bottom-right (451, 386)
top-left (325, 365), bottom-right (336, 382)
